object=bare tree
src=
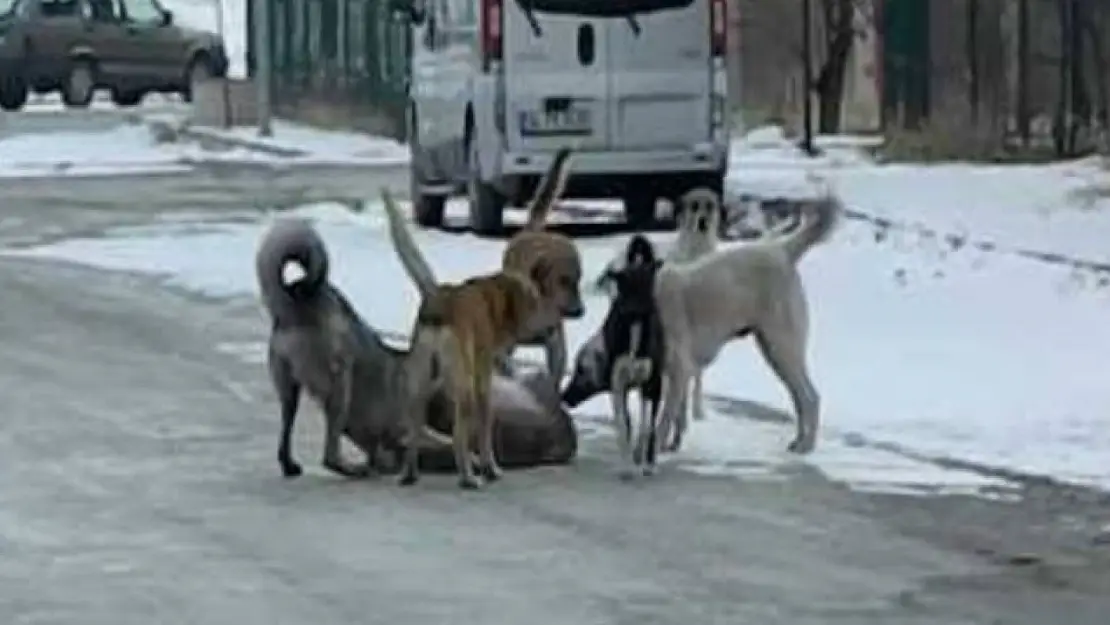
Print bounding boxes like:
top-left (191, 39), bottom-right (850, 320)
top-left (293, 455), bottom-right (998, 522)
top-left (808, 0), bottom-right (875, 134)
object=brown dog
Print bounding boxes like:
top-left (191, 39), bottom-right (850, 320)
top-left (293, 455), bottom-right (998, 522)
top-left (501, 147), bottom-right (585, 383)
top-left (381, 189), bottom-right (541, 489)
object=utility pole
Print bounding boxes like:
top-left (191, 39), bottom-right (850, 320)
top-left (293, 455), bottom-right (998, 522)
top-left (252, 0), bottom-right (273, 136)
top-left (215, 0), bottom-right (231, 128)
top-left (801, 0), bottom-right (815, 156)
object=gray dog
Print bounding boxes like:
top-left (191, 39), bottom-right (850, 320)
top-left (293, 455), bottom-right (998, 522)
top-left (256, 218), bottom-right (577, 478)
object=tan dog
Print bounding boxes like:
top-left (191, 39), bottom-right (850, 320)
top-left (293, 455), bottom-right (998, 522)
top-left (501, 147), bottom-right (584, 383)
top-left (381, 189), bottom-right (541, 489)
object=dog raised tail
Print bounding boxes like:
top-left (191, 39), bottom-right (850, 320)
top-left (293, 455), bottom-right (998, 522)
top-left (779, 192), bottom-right (843, 264)
top-left (524, 147), bottom-right (574, 231)
top-left (380, 187), bottom-right (439, 299)
top-left (255, 218), bottom-right (330, 317)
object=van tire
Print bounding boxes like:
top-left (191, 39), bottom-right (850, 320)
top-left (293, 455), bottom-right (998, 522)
top-left (623, 191), bottom-right (657, 229)
top-left (411, 176), bottom-right (446, 228)
top-left (63, 59), bottom-right (96, 108)
top-left (467, 146), bottom-right (505, 236)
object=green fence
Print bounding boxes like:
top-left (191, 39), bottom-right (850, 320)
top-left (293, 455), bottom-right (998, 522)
top-left (246, 0), bottom-right (412, 140)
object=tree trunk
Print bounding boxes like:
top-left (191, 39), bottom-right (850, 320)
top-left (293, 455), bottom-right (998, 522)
top-left (814, 0), bottom-right (856, 134)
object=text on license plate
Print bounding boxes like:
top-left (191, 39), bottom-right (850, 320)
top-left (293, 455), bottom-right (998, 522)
top-left (519, 106), bottom-right (593, 137)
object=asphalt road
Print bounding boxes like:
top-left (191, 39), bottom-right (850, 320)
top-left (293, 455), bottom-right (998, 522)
top-left (3, 168), bottom-right (1110, 624)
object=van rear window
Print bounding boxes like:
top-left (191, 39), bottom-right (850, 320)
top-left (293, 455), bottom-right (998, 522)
top-left (521, 0), bottom-right (696, 18)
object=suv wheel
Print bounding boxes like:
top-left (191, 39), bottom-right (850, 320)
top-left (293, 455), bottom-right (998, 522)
top-left (467, 144), bottom-right (505, 236)
top-left (110, 88), bottom-right (144, 107)
top-left (623, 191), bottom-right (658, 230)
top-left (407, 108), bottom-right (446, 228)
top-left (182, 54), bottom-right (212, 103)
top-left (63, 59), bottom-right (96, 108)
top-left (0, 75), bottom-right (29, 111)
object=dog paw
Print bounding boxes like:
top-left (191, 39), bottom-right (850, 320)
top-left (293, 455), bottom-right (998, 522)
top-left (642, 464), bottom-right (657, 477)
top-left (458, 475), bottom-right (483, 490)
top-left (479, 463), bottom-right (503, 483)
top-left (279, 461), bottom-right (303, 479)
top-left (786, 437), bottom-right (816, 454)
top-left (398, 471), bottom-right (419, 487)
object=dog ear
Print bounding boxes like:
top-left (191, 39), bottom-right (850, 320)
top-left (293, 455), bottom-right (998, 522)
top-left (530, 258), bottom-right (553, 292)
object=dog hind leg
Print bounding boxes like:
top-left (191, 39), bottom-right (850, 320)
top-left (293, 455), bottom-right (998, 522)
top-left (543, 326), bottom-right (568, 385)
top-left (754, 326), bottom-right (820, 454)
top-left (321, 363), bottom-right (372, 478)
top-left (474, 372), bottom-right (502, 483)
top-left (453, 391), bottom-right (482, 489)
top-left (269, 352), bottom-right (303, 478)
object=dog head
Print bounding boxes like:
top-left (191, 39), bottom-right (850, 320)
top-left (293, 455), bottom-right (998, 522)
top-left (677, 187), bottom-right (722, 238)
top-left (561, 331), bottom-right (608, 408)
top-left (604, 235), bottom-right (661, 316)
top-left (528, 235), bottom-right (585, 320)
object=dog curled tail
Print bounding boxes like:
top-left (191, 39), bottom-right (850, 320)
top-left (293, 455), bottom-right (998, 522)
top-left (523, 147), bottom-right (574, 231)
top-left (779, 190), bottom-right (843, 264)
top-left (255, 218), bottom-right (331, 321)
top-left (380, 188), bottom-right (439, 298)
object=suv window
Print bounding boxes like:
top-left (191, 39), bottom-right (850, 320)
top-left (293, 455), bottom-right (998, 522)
top-left (521, 0), bottom-right (694, 17)
top-left (86, 0), bottom-right (121, 22)
top-left (120, 0), bottom-right (161, 24)
top-left (39, 0), bottom-right (80, 17)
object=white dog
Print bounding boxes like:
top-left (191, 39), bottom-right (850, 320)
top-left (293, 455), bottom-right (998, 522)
top-left (588, 188), bottom-right (721, 426)
top-left (654, 192), bottom-right (842, 455)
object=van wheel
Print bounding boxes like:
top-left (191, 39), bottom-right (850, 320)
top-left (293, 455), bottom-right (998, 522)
top-left (411, 174), bottom-right (446, 228)
top-left (63, 59), bottom-right (96, 107)
top-left (467, 147), bottom-right (505, 236)
top-left (623, 191), bottom-right (658, 229)
top-left (0, 75), bottom-right (28, 111)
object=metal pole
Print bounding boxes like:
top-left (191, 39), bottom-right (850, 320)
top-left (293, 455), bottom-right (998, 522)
top-left (253, 0), bottom-right (274, 136)
top-left (801, 0), bottom-right (815, 155)
top-left (214, 0), bottom-right (232, 128)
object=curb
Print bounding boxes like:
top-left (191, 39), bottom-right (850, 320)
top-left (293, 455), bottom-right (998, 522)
top-left (142, 116), bottom-right (308, 158)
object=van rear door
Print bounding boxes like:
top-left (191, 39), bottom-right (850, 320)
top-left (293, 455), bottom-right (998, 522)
top-left (502, 1), bottom-right (610, 152)
top-left (607, 0), bottom-right (713, 150)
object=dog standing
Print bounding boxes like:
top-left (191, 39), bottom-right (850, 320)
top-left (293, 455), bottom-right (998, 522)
top-left (256, 219), bottom-right (456, 479)
top-left (654, 193), bottom-right (842, 455)
top-left (593, 235), bottom-right (666, 478)
top-left (501, 147), bottom-right (585, 384)
top-left (573, 188), bottom-right (722, 426)
top-left (381, 189), bottom-right (541, 489)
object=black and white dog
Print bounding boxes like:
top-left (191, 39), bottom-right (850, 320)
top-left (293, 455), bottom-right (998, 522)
top-left (574, 234), bottom-right (666, 479)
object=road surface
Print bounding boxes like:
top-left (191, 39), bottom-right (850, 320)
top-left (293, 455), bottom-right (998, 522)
top-left (2, 167), bottom-right (1110, 625)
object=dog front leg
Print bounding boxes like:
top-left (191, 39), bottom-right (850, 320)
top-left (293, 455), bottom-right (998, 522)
top-left (543, 326), bottom-right (568, 385)
top-left (322, 363), bottom-right (371, 478)
top-left (691, 372), bottom-right (706, 421)
top-left (610, 384), bottom-right (636, 481)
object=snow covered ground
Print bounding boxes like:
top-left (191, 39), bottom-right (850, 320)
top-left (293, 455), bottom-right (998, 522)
top-left (0, 119), bottom-right (408, 178)
top-left (5, 131), bottom-right (1109, 497)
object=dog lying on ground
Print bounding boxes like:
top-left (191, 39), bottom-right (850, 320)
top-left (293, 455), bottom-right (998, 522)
top-left (381, 188), bottom-right (541, 489)
top-left (501, 147), bottom-right (585, 383)
top-left (597, 235), bottom-right (666, 479)
top-left (574, 188), bottom-right (723, 428)
top-left (256, 218), bottom-right (457, 478)
top-left (654, 193), bottom-right (843, 455)
top-left (257, 219), bottom-right (576, 479)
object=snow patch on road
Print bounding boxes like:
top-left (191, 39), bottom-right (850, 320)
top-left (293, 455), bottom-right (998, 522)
top-left (10, 187), bottom-right (1108, 497)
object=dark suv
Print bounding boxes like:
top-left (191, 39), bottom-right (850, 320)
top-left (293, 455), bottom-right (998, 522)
top-left (0, 0), bottom-right (228, 110)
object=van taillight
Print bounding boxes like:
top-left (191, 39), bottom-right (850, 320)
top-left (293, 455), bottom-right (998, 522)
top-left (710, 0), bottom-right (726, 57)
top-left (481, 0), bottom-right (503, 69)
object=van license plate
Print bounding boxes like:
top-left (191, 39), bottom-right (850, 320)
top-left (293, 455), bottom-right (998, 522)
top-left (519, 106), bottom-right (593, 137)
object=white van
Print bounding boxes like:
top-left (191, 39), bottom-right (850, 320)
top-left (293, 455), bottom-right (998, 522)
top-left (398, 0), bottom-right (729, 235)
